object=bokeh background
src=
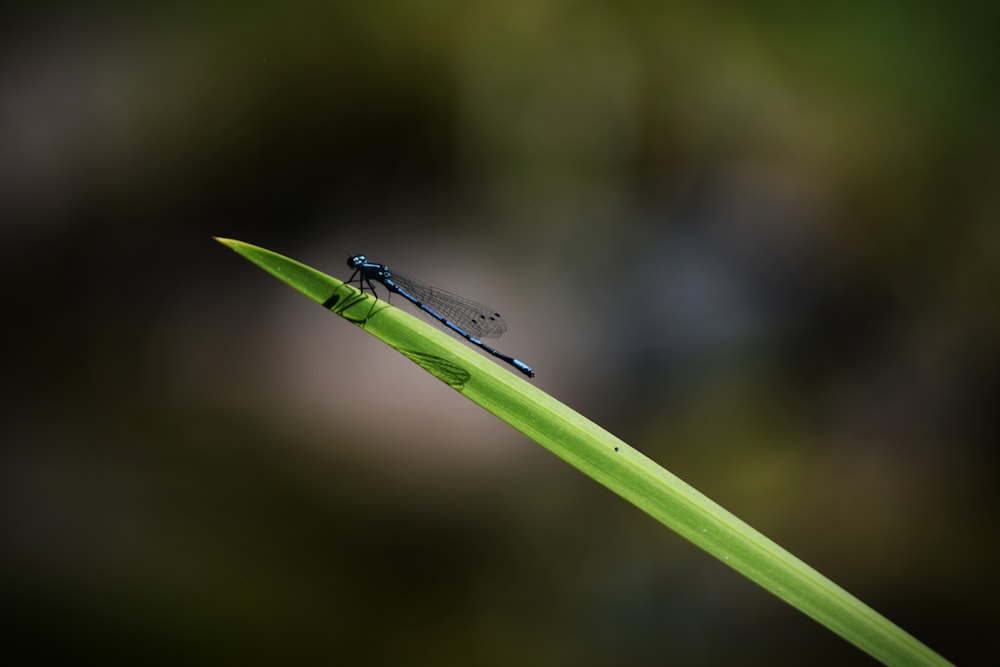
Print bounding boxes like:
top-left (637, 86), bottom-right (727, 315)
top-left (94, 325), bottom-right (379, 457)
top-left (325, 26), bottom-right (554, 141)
top-left (3, 1), bottom-right (997, 664)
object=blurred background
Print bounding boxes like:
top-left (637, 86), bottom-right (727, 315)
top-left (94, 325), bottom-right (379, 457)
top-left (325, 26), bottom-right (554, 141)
top-left (2, 1), bottom-right (997, 664)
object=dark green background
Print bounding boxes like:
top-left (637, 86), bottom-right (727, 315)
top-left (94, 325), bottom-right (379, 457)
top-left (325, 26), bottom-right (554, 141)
top-left (3, 2), bottom-right (996, 664)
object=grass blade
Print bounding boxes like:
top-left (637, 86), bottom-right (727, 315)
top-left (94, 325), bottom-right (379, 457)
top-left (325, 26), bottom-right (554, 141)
top-left (216, 237), bottom-right (952, 667)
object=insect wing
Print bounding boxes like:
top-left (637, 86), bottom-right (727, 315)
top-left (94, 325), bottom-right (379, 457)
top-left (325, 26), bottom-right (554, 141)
top-left (389, 271), bottom-right (509, 339)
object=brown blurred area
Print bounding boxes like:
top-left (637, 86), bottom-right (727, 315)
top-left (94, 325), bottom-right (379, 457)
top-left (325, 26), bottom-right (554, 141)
top-left (2, 1), bottom-right (997, 664)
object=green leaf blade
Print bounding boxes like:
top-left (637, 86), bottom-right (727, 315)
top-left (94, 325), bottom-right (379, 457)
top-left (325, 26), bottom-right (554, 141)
top-left (217, 237), bottom-right (952, 667)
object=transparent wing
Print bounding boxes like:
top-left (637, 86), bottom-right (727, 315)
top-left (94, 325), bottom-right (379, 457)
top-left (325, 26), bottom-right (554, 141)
top-left (388, 271), bottom-right (509, 339)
